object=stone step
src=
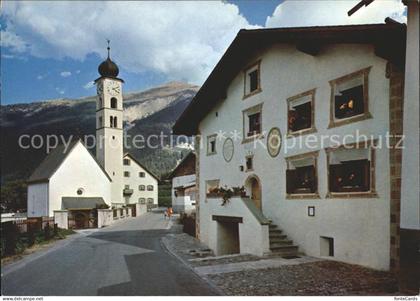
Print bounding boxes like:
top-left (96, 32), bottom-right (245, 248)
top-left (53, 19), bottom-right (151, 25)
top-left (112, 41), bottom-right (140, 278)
top-left (269, 232), bottom-right (286, 238)
top-left (269, 229), bottom-right (283, 235)
top-left (270, 244), bottom-right (298, 252)
top-left (269, 240), bottom-right (293, 247)
top-left (269, 224), bottom-right (278, 229)
top-left (270, 245), bottom-right (298, 256)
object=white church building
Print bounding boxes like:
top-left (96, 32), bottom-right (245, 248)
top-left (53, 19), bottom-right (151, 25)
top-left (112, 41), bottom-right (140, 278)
top-left (174, 20), bottom-right (413, 272)
top-left (27, 46), bottom-right (158, 224)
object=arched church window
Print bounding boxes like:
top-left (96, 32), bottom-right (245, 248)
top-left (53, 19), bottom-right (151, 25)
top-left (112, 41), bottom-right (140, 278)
top-left (111, 97), bottom-right (118, 109)
top-left (113, 116), bottom-right (118, 128)
top-left (99, 97), bottom-right (103, 108)
top-left (110, 116), bottom-right (114, 128)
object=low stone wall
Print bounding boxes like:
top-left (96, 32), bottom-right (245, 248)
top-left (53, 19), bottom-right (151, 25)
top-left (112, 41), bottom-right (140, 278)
top-left (98, 209), bottom-right (113, 228)
top-left (54, 210), bottom-right (68, 229)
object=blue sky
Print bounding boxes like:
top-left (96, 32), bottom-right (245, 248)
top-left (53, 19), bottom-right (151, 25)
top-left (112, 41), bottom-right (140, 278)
top-left (1, 1), bottom-right (406, 105)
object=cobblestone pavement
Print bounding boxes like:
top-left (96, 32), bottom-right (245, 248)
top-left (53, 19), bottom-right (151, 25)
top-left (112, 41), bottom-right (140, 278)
top-left (208, 261), bottom-right (399, 296)
top-left (162, 231), bottom-right (400, 296)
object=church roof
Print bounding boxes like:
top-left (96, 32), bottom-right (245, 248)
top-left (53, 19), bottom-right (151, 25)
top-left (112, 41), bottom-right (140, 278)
top-left (123, 152), bottom-right (160, 181)
top-left (173, 22), bottom-right (406, 135)
top-left (27, 140), bottom-right (79, 184)
top-left (62, 197), bottom-right (107, 210)
top-left (27, 140), bottom-right (112, 184)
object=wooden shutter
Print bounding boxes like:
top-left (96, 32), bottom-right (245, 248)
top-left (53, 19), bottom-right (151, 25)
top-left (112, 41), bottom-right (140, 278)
top-left (286, 169), bottom-right (296, 194)
top-left (329, 164), bottom-right (342, 192)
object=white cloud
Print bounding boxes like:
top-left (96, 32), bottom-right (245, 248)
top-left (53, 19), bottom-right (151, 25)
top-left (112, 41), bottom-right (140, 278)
top-left (83, 81), bottom-right (95, 90)
top-left (55, 87), bottom-right (65, 95)
top-left (0, 30), bottom-right (28, 53)
top-left (1, 1), bottom-right (258, 84)
top-left (76, 70), bottom-right (81, 74)
top-left (37, 75), bottom-right (44, 80)
top-left (60, 71), bottom-right (72, 77)
top-left (266, 0), bottom-right (406, 28)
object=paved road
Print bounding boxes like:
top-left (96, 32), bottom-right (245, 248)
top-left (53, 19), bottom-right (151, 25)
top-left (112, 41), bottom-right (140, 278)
top-left (1, 213), bottom-right (220, 296)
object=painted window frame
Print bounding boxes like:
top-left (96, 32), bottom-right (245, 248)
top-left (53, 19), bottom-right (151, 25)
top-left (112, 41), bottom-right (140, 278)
top-left (286, 89), bottom-right (317, 137)
top-left (242, 103), bottom-right (264, 144)
top-left (207, 134), bottom-right (217, 156)
top-left (139, 198), bottom-right (146, 204)
top-left (325, 140), bottom-right (378, 198)
top-left (147, 198), bottom-right (154, 204)
top-left (124, 171), bottom-right (130, 177)
top-left (123, 158), bottom-right (130, 166)
top-left (139, 185), bottom-right (146, 191)
top-left (243, 60), bottom-right (262, 99)
top-left (285, 151), bottom-right (320, 199)
top-left (147, 185), bottom-right (154, 191)
top-left (328, 66), bottom-right (372, 128)
top-left (139, 172), bottom-right (145, 178)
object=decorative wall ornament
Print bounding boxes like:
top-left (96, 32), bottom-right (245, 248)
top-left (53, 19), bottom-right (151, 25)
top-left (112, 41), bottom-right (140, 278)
top-left (267, 127), bottom-right (282, 157)
top-left (223, 137), bottom-right (234, 162)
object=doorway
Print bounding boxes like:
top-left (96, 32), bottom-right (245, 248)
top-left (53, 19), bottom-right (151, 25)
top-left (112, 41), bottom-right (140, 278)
top-left (245, 175), bottom-right (262, 211)
top-left (217, 221), bottom-right (240, 255)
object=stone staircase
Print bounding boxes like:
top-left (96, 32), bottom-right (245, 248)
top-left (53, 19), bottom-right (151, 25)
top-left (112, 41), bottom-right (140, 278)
top-left (266, 222), bottom-right (299, 257)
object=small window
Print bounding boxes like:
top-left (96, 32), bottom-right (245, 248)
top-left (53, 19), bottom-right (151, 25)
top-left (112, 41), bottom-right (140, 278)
top-left (77, 188), bottom-right (84, 195)
top-left (287, 89), bottom-right (316, 136)
top-left (111, 97), bottom-right (118, 109)
top-left (139, 198), bottom-right (146, 204)
top-left (207, 134), bottom-right (217, 155)
top-left (123, 159), bottom-right (130, 165)
top-left (124, 171), bottom-right (130, 177)
top-left (98, 117), bottom-right (103, 128)
top-left (244, 61), bottom-right (261, 98)
top-left (110, 116), bottom-right (113, 128)
top-left (206, 179), bottom-right (220, 196)
top-left (147, 185), bottom-right (154, 191)
top-left (139, 185), bottom-right (145, 191)
top-left (147, 198), bottom-right (154, 204)
top-left (329, 67), bottom-right (371, 128)
top-left (286, 152), bottom-right (318, 197)
top-left (246, 156), bottom-right (253, 171)
top-left (139, 172), bottom-right (145, 178)
top-left (98, 97), bottom-right (103, 108)
top-left (327, 146), bottom-right (373, 195)
top-left (113, 116), bottom-right (117, 128)
top-left (243, 103), bottom-right (263, 142)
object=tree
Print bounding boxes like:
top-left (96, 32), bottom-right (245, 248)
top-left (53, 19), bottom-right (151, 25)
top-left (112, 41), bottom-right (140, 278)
top-left (1, 180), bottom-right (27, 213)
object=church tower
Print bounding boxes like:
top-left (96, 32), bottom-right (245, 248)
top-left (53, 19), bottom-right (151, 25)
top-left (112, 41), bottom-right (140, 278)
top-left (95, 41), bottom-right (124, 205)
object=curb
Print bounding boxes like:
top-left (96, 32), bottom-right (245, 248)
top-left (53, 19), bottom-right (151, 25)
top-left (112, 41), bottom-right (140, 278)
top-left (160, 235), bottom-right (225, 296)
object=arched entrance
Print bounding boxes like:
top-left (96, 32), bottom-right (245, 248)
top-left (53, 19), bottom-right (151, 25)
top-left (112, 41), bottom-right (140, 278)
top-left (245, 175), bottom-right (262, 211)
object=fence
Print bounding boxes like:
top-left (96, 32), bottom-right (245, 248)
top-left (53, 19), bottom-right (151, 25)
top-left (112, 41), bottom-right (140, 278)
top-left (1, 217), bottom-right (57, 257)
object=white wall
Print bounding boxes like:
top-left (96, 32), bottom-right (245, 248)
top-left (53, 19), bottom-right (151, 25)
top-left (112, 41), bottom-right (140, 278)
top-left (401, 1), bottom-right (420, 230)
top-left (202, 196), bottom-right (270, 256)
top-left (27, 182), bottom-right (49, 217)
top-left (198, 43), bottom-right (392, 270)
top-left (122, 156), bottom-right (158, 205)
top-left (48, 142), bottom-right (112, 216)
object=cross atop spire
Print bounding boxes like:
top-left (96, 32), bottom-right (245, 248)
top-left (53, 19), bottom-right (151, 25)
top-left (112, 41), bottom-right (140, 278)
top-left (106, 39), bottom-right (111, 58)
